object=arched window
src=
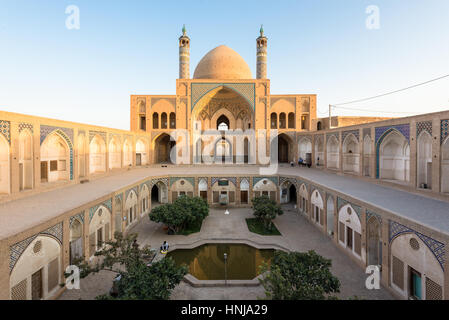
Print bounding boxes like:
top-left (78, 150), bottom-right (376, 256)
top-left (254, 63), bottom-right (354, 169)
top-left (152, 113), bottom-right (159, 129)
top-left (169, 112), bottom-right (176, 129)
top-left (288, 112), bottom-right (295, 129)
top-left (317, 121), bottom-right (322, 131)
top-left (270, 113), bottom-right (277, 129)
top-left (161, 112), bottom-right (167, 129)
top-left (217, 115), bottom-right (230, 131)
top-left (279, 113), bottom-right (286, 129)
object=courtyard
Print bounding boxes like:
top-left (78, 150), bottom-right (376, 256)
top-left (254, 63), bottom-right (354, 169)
top-left (59, 203), bottom-right (393, 300)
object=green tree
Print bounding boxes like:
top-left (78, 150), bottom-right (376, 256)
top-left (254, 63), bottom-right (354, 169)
top-left (259, 250), bottom-right (340, 300)
top-left (149, 195), bottom-right (209, 234)
top-left (251, 195), bottom-right (283, 231)
top-left (72, 232), bottom-right (187, 300)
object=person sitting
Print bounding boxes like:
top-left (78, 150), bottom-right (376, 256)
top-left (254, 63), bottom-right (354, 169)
top-left (160, 241), bottom-right (169, 252)
top-left (298, 157), bottom-right (304, 166)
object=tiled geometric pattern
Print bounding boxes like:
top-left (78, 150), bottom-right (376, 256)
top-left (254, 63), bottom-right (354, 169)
top-left (296, 179), bottom-right (309, 191)
top-left (389, 220), bottom-right (445, 271)
top-left (125, 186), bottom-right (138, 200)
top-left (375, 124), bottom-right (410, 144)
top-left (417, 121), bottom-right (432, 137)
top-left (212, 177), bottom-right (237, 187)
top-left (89, 198), bottom-right (112, 222)
top-left (140, 180), bottom-right (151, 192)
top-left (441, 120), bottom-right (449, 145)
top-left (9, 223), bottom-right (63, 272)
top-left (342, 130), bottom-right (359, 142)
top-left (366, 210), bottom-right (382, 225)
top-left (89, 130), bottom-right (106, 143)
top-left (312, 186), bottom-right (324, 198)
top-left (151, 177), bottom-right (168, 187)
top-left (170, 177), bottom-right (195, 187)
top-left (252, 176), bottom-right (278, 187)
top-left (279, 176), bottom-right (297, 188)
top-left (191, 83), bottom-right (255, 112)
top-left (363, 128), bottom-right (371, 138)
top-left (69, 211), bottom-right (85, 227)
top-left (115, 193), bottom-right (123, 205)
top-left (18, 123), bottom-right (33, 134)
top-left (298, 135), bottom-right (312, 142)
top-left (40, 125), bottom-right (74, 145)
top-left (326, 132), bottom-right (339, 142)
top-left (108, 133), bottom-right (122, 143)
top-left (375, 124), bottom-right (410, 179)
top-left (239, 177), bottom-right (249, 188)
top-left (40, 126), bottom-right (74, 180)
top-left (337, 197), bottom-right (361, 219)
top-left (0, 120), bottom-right (11, 144)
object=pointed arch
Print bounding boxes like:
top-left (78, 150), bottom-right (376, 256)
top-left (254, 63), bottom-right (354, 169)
top-left (417, 131), bottom-right (432, 189)
top-left (338, 204), bottom-right (363, 259)
top-left (311, 189), bottom-right (324, 226)
top-left (19, 129), bottom-right (33, 191)
top-left (108, 136), bottom-right (121, 169)
top-left (326, 135), bottom-right (339, 169)
top-left (41, 131), bottom-right (71, 183)
top-left (136, 138), bottom-right (148, 166)
top-left (89, 205), bottom-right (111, 256)
top-left (89, 135), bottom-right (106, 174)
top-left (342, 133), bottom-right (360, 174)
top-left (377, 129), bottom-right (410, 181)
top-left (363, 135), bottom-right (371, 176)
top-left (367, 216), bottom-right (381, 266)
top-left (441, 136), bottom-right (449, 193)
top-left (298, 137), bottom-right (312, 161)
top-left (122, 138), bottom-right (133, 167)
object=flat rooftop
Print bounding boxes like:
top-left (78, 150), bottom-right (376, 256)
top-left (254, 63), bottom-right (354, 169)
top-left (1, 165), bottom-right (449, 241)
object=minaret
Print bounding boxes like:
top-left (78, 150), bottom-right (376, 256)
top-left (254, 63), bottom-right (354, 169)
top-left (179, 24), bottom-right (190, 79)
top-left (256, 25), bottom-right (267, 79)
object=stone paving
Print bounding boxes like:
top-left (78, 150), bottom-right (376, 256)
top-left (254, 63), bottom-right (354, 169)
top-left (59, 204), bottom-right (394, 300)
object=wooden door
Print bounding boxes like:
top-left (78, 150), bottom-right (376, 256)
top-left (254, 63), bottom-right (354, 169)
top-left (40, 161), bottom-right (48, 182)
top-left (31, 269), bottom-right (43, 300)
top-left (240, 191), bottom-right (248, 204)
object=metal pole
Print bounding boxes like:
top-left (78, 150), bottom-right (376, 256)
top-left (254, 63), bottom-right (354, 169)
top-left (224, 253), bottom-right (227, 286)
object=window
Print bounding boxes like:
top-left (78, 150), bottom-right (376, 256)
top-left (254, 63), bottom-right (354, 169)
top-left (169, 113), bottom-right (176, 129)
top-left (346, 227), bottom-right (353, 249)
top-left (279, 113), bottom-right (286, 129)
top-left (270, 113), bottom-right (277, 129)
top-left (50, 160), bottom-right (58, 172)
top-left (161, 113), bottom-right (167, 129)
top-left (152, 113), bottom-right (159, 129)
top-left (288, 113), bottom-right (295, 129)
top-left (140, 116), bottom-right (146, 131)
top-left (410, 268), bottom-right (422, 300)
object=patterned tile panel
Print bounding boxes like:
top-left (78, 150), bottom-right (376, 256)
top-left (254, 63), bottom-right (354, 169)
top-left (9, 223), bottom-right (63, 272)
top-left (89, 198), bottom-right (112, 222)
top-left (441, 120), bottom-right (449, 144)
top-left (342, 129), bottom-right (359, 142)
top-left (375, 124), bottom-right (410, 144)
top-left (170, 177), bottom-right (195, 187)
top-left (151, 177), bottom-right (169, 187)
top-left (0, 120), bottom-right (11, 144)
top-left (337, 197), bottom-right (361, 219)
top-left (125, 186), bottom-right (139, 200)
top-left (366, 210), bottom-right (382, 225)
top-left (211, 177), bottom-right (237, 187)
top-left (417, 121), bottom-right (432, 137)
top-left (279, 176), bottom-right (297, 187)
top-left (363, 128), bottom-right (371, 138)
top-left (40, 126), bottom-right (74, 180)
top-left (389, 220), bottom-right (445, 270)
top-left (326, 132), bottom-right (339, 142)
top-left (252, 176), bottom-right (279, 187)
top-left (115, 193), bottom-right (123, 205)
top-left (89, 130), bottom-right (107, 143)
top-left (191, 83), bottom-right (255, 112)
top-left (69, 212), bottom-right (85, 226)
top-left (18, 123), bottom-right (33, 134)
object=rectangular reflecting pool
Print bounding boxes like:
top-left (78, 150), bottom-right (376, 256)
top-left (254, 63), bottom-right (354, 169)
top-left (167, 243), bottom-right (275, 280)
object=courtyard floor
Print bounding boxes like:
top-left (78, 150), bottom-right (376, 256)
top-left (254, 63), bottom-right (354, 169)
top-left (59, 204), bottom-right (394, 300)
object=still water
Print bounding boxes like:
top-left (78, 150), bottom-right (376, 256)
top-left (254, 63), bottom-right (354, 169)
top-left (167, 243), bottom-right (275, 280)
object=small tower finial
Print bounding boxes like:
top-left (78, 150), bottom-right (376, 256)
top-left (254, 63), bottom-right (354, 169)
top-left (182, 24), bottom-right (186, 36)
top-left (260, 24), bottom-right (264, 36)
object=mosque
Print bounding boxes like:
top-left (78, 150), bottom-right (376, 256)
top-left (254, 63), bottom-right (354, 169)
top-left (0, 26), bottom-right (449, 301)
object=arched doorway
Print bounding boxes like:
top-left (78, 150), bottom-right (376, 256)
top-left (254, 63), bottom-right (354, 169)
top-left (363, 135), bottom-right (371, 176)
top-left (109, 136), bottom-right (121, 169)
top-left (123, 139), bottom-right (133, 167)
top-left (217, 115), bottom-right (230, 131)
top-left (69, 218), bottom-right (83, 264)
top-left (289, 184), bottom-right (297, 204)
top-left (40, 132), bottom-right (70, 183)
top-left (326, 135), bottom-right (339, 169)
top-left (277, 134), bottom-right (290, 163)
top-left (342, 134), bottom-right (359, 174)
top-left (367, 216), bottom-right (381, 266)
top-left (215, 137), bottom-right (232, 163)
top-left (338, 204), bottom-right (362, 259)
top-left (417, 131), bottom-right (432, 189)
top-left (89, 135), bottom-right (106, 174)
top-left (151, 184), bottom-right (159, 204)
top-left (88, 206), bottom-right (111, 257)
top-left (311, 189), bottom-right (324, 226)
top-left (378, 130), bottom-right (410, 182)
top-left (154, 134), bottom-right (175, 164)
top-left (136, 139), bottom-right (148, 166)
top-left (298, 138), bottom-right (312, 161)
top-left (315, 135), bottom-right (324, 166)
top-left (19, 130), bottom-right (33, 191)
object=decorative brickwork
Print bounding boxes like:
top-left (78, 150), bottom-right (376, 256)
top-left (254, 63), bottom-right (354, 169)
top-left (191, 83), bottom-right (255, 112)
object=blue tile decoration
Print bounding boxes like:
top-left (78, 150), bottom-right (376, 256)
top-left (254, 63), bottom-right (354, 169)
top-left (252, 176), bottom-right (278, 187)
top-left (417, 121), bottom-right (432, 137)
top-left (326, 132), bottom-right (339, 142)
top-left (375, 124), bottom-right (410, 178)
top-left (9, 223), bottom-right (63, 272)
top-left (18, 123), bottom-right (33, 134)
top-left (279, 176), bottom-right (297, 187)
top-left (337, 197), bottom-right (361, 219)
top-left (366, 210), bottom-right (382, 225)
top-left (389, 220), bottom-right (445, 271)
top-left (125, 186), bottom-right (139, 200)
top-left (89, 198), bottom-right (112, 222)
top-left (151, 177), bottom-right (168, 187)
top-left (191, 83), bottom-right (255, 112)
top-left (89, 130), bottom-right (106, 143)
top-left (296, 179), bottom-right (309, 191)
top-left (212, 177), bottom-right (237, 187)
top-left (441, 120), bottom-right (449, 145)
top-left (40, 125), bottom-right (74, 180)
top-left (0, 120), bottom-right (11, 144)
top-left (363, 127), bottom-right (371, 139)
top-left (115, 193), bottom-right (123, 205)
top-left (140, 180), bottom-right (151, 192)
top-left (69, 211), bottom-right (85, 227)
top-left (342, 129), bottom-right (359, 142)
top-left (170, 177), bottom-right (195, 187)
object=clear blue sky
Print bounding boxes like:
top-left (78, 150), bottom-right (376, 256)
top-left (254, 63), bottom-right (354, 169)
top-left (1, 0), bottom-right (448, 130)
